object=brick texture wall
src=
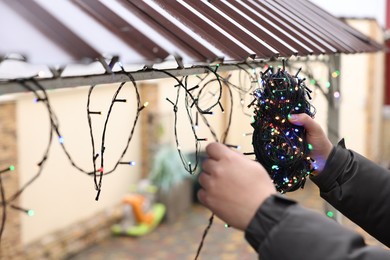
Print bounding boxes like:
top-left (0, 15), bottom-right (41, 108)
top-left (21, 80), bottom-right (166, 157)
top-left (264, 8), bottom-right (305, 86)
top-left (0, 101), bottom-right (125, 259)
top-left (21, 204), bottom-right (123, 259)
top-left (0, 101), bottom-right (22, 259)
top-left (139, 82), bottom-right (159, 179)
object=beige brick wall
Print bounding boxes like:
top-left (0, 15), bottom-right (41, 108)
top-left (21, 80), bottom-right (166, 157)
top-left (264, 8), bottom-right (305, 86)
top-left (21, 204), bottom-right (123, 259)
top-left (0, 101), bottom-right (125, 259)
top-left (0, 101), bottom-right (22, 259)
top-left (139, 82), bottom-right (159, 179)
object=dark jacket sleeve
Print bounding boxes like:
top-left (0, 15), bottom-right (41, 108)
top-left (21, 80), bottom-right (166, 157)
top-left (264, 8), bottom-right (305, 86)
top-left (311, 139), bottom-right (390, 246)
top-left (244, 139), bottom-right (390, 259)
top-left (244, 195), bottom-right (390, 260)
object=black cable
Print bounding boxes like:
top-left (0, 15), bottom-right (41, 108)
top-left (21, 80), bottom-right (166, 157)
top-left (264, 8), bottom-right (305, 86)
top-left (86, 85), bottom-right (99, 191)
top-left (0, 174), bottom-right (6, 246)
top-left (194, 213), bottom-right (214, 260)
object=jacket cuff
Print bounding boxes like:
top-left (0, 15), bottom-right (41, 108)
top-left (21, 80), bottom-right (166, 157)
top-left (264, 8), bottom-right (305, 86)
top-left (244, 194), bottom-right (295, 252)
top-left (310, 139), bottom-right (350, 192)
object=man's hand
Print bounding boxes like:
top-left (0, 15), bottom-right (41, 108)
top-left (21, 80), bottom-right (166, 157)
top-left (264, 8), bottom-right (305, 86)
top-left (197, 143), bottom-right (276, 231)
top-left (288, 113), bottom-right (333, 175)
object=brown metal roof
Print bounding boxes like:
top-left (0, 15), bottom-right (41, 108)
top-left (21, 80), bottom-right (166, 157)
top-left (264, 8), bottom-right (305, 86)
top-left (0, 0), bottom-right (383, 66)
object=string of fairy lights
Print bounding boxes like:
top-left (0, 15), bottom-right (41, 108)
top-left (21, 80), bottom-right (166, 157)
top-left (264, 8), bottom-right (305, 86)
top-left (0, 66), bottom-right (145, 242)
top-left (0, 61), bottom-right (341, 258)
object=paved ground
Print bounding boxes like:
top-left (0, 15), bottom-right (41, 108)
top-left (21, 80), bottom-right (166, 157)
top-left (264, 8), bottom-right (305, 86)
top-left (68, 181), bottom-right (383, 260)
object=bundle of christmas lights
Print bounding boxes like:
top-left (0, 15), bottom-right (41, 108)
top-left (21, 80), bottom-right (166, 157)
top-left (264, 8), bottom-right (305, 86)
top-left (251, 66), bottom-right (316, 193)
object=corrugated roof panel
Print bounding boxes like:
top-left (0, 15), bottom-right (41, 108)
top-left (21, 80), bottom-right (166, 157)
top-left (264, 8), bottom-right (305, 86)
top-left (72, 0), bottom-right (169, 61)
top-left (277, 0), bottom-right (360, 53)
top-left (100, 0), bottom-right (194, 63)
top-left (216, 1), bottom-right (304, 56)
top-left (223, 0), bottom-right (316, 55)
top-left (0, 0), bottom-right (383, 67)
top-left (298, 0), bottom-right (382, 52)
top-left (119, 0), bottom-right (223, 62)
top-left (186, 0), bottom-right (280, 59)
top-left (237, 0), bottom-right (327, 55)
top-left (0, 1), bottom-right (74, 65)
top-left (249, 0), bottom-right (338, 54)
top-left (35, 0), bottom-right (146, 63)
top-left (261, 0), bottom-right (344, 53)
top-left (2, 0), bottom-right (100, 64)
top-left (152, 0), bottom-right (253, 60)
top-left (213, 1), bottom-right (300, 56)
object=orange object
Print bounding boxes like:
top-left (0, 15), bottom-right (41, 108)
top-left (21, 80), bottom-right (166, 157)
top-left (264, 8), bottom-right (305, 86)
top-left (123, 194), bottom-right (154, 225)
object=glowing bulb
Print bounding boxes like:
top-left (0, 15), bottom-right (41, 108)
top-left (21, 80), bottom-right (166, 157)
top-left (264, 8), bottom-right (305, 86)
top-left (326, 211), bottom-right (334, 218)
top-left (9, 165), bottom-right (15, 171)
top-left (138, 102), bottom-right (149, 111)
top-left (325, 82), bottom-right (331, 88)
top-left (58, 136), bottom-right (64, 144)
top-left (27, 209), bottom-right (35, 217)
top-left (308, 144), bottom-right (313, 150)
top-left (334, 91), bottom-right (340, 99)
top-left (332, 70), bottom-right (340, 78)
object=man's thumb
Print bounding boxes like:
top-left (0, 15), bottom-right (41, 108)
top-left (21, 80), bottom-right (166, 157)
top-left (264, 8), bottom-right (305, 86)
top-left (288, 113), bottom-right (316, 132)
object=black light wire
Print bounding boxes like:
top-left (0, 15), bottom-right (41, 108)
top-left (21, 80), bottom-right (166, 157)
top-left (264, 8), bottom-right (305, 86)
top-left (148, 65), bottom-right (238, 260)
top-left (86, 70), bottom-right (142, 200)
top-left (0, 79), bottom-right (55, 245)
top-left (0, 70), bottom-right (144, 243)
top-left (87, 84), bottom-right (99, 192)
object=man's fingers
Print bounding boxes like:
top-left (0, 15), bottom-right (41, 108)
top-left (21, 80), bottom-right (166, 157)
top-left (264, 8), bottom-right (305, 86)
top-left (201, 159), bottom-right (219, 175)
top-left (197, 189), bottom-right (209, 206)
top-left (205, 142), bottom-right (231, 160)
top-left (198, 171), bottom-right (212, 190)
top-left (288, 113), bottom-right (323, 135)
